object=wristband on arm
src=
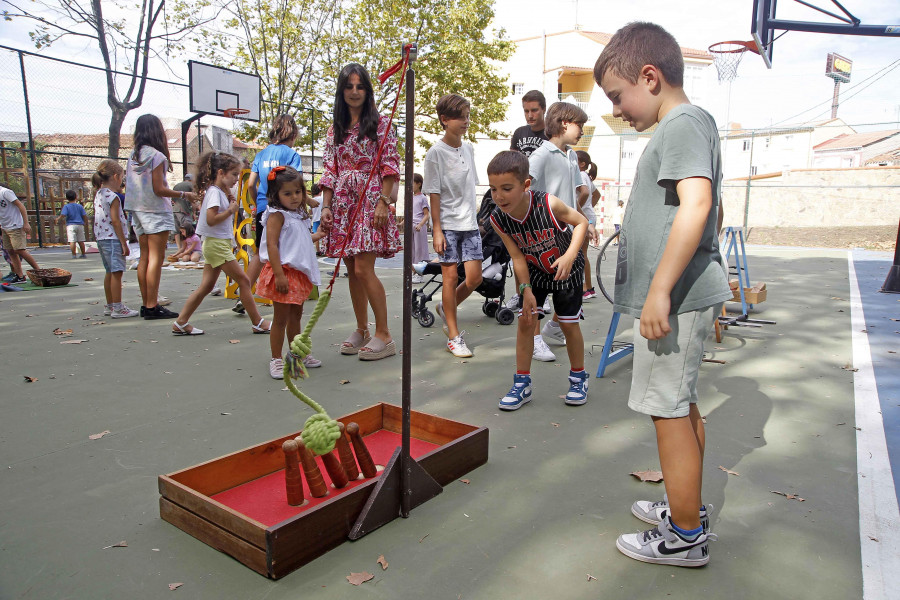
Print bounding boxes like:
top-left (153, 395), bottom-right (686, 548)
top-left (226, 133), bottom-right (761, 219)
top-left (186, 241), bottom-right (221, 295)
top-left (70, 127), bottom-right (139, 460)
top-left (518, 282), bottom-right (532, 295)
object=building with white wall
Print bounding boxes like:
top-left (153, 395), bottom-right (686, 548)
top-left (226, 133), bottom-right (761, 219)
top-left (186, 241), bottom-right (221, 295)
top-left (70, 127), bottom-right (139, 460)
top-left (812, 129), bottom-right (900, 168)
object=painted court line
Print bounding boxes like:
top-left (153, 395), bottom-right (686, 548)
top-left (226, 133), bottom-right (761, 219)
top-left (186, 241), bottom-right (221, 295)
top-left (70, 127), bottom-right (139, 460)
top-left (848, 251), bottom-right (900, 600)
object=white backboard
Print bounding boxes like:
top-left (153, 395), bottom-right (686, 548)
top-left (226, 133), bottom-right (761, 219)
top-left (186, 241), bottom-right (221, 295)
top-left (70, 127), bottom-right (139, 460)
top-left (188, 60), bottom-right (261, 121)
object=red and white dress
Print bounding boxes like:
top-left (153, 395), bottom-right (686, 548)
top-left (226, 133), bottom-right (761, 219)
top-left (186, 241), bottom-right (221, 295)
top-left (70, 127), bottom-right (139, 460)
top-left (319, 115), bottom-right (401, 259)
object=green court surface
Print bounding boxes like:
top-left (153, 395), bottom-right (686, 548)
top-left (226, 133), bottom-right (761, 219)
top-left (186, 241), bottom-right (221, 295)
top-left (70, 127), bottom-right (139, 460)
top-left (0, 245), bottom-right (894, 599)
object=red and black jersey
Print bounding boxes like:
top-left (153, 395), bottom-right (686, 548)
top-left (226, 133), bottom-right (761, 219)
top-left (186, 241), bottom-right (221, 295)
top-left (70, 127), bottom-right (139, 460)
top-left (490, 190), bottom-right (584, 291)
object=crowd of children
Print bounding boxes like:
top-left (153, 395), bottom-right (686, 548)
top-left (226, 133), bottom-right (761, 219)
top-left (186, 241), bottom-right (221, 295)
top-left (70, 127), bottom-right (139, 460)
top-left (2, 21), bottom-right (730, 568)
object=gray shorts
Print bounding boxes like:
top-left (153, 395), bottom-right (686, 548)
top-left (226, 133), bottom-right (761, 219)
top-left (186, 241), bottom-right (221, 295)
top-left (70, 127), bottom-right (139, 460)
top-left (627, 303), bottom-right (722, 418)
top-left (131, 210), bottom-right (174, 236)
top-left (97, 238), bottom-right (126, 273)
top-left (438, 229), bottom-right (483, 264)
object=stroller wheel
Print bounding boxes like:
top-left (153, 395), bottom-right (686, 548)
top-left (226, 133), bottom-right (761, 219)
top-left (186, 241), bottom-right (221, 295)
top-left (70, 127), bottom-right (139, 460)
top-left (418, 310), bottom-right (435, 328)
top-left (496, 307), bottom-right (515, 326)
top-left (483, 300), bottom-right (499, 318)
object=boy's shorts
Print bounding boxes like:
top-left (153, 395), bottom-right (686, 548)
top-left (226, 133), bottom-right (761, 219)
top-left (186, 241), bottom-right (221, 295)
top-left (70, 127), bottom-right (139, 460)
top-left (66, 224), bottom-right (86, 243)
top-left (520, 286), bottom-right (583, 323)
top-left (2, 227), bottom-right (27, 250)
top-left (131, 210), bottom-right (174, 236)
top-left (202, 237), bottom-right (235, 268)
top-left (627, 303), bottom-right (722, 418)
top-left (97, 238), bottom-right (126, 273)
top-left (438, 229), bottom-right (483, 264)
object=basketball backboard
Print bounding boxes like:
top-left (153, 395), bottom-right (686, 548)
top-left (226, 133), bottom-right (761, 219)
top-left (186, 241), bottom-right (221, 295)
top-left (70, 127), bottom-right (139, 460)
top-left (751, 0), bottom-right (776, 68)
top-left (188, 61), bottom-right (261, 121)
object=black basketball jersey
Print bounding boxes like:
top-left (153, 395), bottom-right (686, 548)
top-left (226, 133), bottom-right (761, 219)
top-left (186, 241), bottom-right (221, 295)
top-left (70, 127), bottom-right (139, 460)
top-left (490, 190), bottom-right (584, 291)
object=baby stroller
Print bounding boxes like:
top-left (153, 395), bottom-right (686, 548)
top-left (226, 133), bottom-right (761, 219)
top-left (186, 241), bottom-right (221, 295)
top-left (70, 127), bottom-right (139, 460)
top-left (412, 191), bottom-right (516, 328)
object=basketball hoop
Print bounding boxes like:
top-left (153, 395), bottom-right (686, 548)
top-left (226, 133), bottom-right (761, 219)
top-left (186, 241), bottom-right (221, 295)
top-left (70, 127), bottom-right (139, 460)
top-left (708, 41), bottom-right (760, 83)
top-left (223, 108), bottom-right (250, 131)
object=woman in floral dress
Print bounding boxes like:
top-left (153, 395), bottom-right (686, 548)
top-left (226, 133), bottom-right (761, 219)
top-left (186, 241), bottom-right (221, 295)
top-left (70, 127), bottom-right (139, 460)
top-left (320, 63), bottom-right (400, 360)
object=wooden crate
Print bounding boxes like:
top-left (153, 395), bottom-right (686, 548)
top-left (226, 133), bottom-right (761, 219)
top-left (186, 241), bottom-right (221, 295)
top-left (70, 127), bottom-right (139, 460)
top-left (158, 403), bottom-right (489, 579)
top-left (729, 281), bottom-right (767, 304)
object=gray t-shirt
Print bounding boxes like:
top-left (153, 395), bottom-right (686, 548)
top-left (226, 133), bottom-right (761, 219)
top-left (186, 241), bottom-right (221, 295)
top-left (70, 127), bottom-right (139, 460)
top-left (614, 104), bottom-right (732, 317)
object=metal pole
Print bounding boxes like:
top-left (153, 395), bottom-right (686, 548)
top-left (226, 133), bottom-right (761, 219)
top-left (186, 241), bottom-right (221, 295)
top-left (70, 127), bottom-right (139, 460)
top-left (831, 79), bottom-right (840, 119)
top-left (743, 131), bottom-right (755, 235)
top-left (400, 44), bottom-right (417, 519)
top-left (181, 113), bottom-right (206, 179)
top-left (18, 51), bottom-right (44, 248)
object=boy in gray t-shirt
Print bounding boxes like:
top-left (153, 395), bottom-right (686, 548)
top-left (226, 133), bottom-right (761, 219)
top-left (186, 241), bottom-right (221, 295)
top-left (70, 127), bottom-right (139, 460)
top-left (595, 22), bottom-right (732, 568)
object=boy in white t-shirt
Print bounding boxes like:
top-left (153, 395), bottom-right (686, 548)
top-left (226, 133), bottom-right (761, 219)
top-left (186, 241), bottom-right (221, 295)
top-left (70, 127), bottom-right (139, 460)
top-left (0, 185), bottom-right (40, 283)
top-left (423, 94), bottom-right (483, 358)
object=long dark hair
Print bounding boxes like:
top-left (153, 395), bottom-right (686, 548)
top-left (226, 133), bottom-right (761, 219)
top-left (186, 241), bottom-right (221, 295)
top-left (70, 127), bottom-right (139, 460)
top-left (132, 114), bottom-right (172, 170)
top-left (333, 63), bottom-right (379, 145)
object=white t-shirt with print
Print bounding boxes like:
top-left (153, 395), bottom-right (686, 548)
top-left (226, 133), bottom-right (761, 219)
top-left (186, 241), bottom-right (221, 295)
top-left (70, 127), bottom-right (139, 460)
top-left (422, 140), bottom-right (479, 231)
top-left (0, 186), bottom-right (23, 230)
top-left (196, 186), bottom-right (234, 240)
top-left (93, 188), bottom-right (127, 240)
top-left (125, 146), bottom-right (172, 213)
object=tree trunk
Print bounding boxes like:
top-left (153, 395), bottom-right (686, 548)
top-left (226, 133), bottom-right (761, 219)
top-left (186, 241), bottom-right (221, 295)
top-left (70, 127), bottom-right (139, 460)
top-left (108, 108), bottom-right (128, 159)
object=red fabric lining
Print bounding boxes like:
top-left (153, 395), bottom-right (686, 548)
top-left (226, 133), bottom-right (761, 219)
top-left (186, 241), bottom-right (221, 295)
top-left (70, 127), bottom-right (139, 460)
top-left (211, 430), bottom-right (439, 526)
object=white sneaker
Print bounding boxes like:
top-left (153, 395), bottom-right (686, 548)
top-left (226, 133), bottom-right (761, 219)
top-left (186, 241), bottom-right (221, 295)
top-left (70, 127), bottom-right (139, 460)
top-left (157, 296), bottom-right (172, 307)
top-left (269, 358), bottom-right (284, 380)
top-left (211, 284), bottom-right (223, 296)
top-left (103, 304), bottom-right (112, 316)
top-left (447, 332), bottom-right (473, 358)
top-left (411, 273), bottom-right (423, 284)
top-left (303, 354), bottom-right (322, 368)
top-left (111, 305), bottom-right (140, 319)
top-left (542, 320), bottom-right (567, 345)
top-left (505, 294), bottom-right (520, 310)
top-left (532, 337), bottom-right (556, 362)
top-left (542, 296), bottom-right (552, 314)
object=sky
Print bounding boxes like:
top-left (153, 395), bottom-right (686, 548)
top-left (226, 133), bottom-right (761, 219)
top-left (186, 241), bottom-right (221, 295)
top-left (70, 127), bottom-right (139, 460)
top-left (494, 0), bottom-right (900, 131)
top-left (1, 0), bottom-right (898, 136)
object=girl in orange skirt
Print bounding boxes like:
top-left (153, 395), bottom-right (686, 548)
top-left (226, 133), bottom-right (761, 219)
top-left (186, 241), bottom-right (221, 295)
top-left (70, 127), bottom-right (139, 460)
top-left (257, 166), bottom-right (326, 379)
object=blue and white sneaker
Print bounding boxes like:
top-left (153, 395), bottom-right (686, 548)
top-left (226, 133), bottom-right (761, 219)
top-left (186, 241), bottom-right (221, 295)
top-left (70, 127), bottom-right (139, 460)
top-left (564, 370), bottom-right (589, 405)
top-left (499, 374), bottom-right (532, 411)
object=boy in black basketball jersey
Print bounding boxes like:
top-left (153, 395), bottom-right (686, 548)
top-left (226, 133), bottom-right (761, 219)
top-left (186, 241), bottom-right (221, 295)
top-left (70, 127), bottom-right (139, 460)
top-left (488, 151), bottom-right (590, 411)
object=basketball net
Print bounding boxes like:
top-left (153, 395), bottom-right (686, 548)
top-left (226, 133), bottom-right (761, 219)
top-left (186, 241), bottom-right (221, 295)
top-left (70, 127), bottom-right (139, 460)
top-left (708, 41), bottom-right (757, 83)
top-left (223, 108), bottom-right (250, 133)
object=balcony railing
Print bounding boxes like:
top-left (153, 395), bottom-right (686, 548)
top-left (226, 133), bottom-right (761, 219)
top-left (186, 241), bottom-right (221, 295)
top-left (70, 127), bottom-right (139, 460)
top-left (557, 91), bottom-right (591, 113)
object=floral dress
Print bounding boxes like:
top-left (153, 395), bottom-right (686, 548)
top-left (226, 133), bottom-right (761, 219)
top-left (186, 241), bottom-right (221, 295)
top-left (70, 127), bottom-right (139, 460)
top-left (319, 115), bottom-right (401, 259)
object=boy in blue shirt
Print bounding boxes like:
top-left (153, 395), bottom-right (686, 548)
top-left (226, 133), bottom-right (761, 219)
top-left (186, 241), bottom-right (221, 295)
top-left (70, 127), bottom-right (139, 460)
top-left (57, 190), bottom-right (88, 258)
top-left (595, 22), bottom-right (732, 567)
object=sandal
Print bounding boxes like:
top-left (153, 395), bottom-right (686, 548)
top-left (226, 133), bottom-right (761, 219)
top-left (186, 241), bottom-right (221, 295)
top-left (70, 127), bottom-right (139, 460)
top-left (251, 318), bottom-right (271, 334)
top-left (358, 336), bottom-right (396, 361)
top-left (172, 321), bottom-right (204, 336)
top-left (341, 329), bottom-right (371, 355)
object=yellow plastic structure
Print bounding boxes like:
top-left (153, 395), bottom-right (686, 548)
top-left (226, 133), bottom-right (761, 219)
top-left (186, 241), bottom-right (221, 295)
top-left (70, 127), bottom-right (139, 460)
top-left (226, 168), bottom-right (272, 305)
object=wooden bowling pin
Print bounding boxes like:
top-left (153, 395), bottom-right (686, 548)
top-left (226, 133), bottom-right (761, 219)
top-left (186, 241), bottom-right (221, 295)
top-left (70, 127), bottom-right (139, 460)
top-left (282, 439), bottom-right (305, 506)
top-left (336, 422), bottom-right (360, 480)
top-left (346, 422), bottom-right (377, 478)
top-left (295, 437), bottom-right (328, 498)
top-left (320, 451), bottom-right (349, 489)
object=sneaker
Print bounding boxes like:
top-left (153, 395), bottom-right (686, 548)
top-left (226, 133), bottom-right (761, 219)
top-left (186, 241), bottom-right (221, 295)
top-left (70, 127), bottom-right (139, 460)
top-left (143, 305), bottom-right (179, 320)
top-left (232, 299), bottom-right (245, 314)
top-left (103, 304), bottom-right (112, 316)
top-left (111, 305), bottom-right (140, 319)
top-left (436, 301), bottom-right (449, 337)
top-left (269, 358), bottom-right (284, 380)
top-left (140, 306), bottom-right (146, 317)
top-left (2, 272), bottom-right (17, 282)
top-left (128, 261), bottom-right (138, 270)
top-left (564, 370), bottom-right (589, 405)
top-left (447, 332), bottom-right (473, 358)
top-left (157, 296), bottom-right (172, 306)
top-left (583, 287), bottom-right (597, 300)
top-left (211, 284), bottom-right (223, 296)
top-left (542, 296), bottom-right (552, 314)
top-left (532, 337), bottom-right (556, 362)
top-left (411, 273), bottom-right (424, 284)
top-left (632, 494), bottom-right (713, 533)
top-left (616, 515), bottom-right (715, 567)
top-left (11, 275), bottom-right (27, 284)
top-left (499, 373), bottom-right (532, 411)
top-left (303, 354), bottom-right (322, 368)
top-left (505, 293), bottom-right (520, 310)
top-left (541, 320), bottom-right (566, 345)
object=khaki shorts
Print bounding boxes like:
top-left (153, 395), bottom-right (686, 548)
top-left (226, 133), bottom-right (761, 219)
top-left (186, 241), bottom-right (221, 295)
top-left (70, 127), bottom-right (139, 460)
top-left (202, 236), bottom-right (235, 268)
top-left (2, 227), bottom-right (27, 250)
top-left (66, 224), bottom-right (86, 242)
top-left (627, 303), bottom-right (722, 418)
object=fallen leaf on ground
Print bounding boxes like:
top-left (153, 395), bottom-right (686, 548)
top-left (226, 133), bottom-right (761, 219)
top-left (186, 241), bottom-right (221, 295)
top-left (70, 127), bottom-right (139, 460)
top-left (718, 466), bottom-right (740, 476)
top-left (841, 363), bottom-right (858, 372)
top-left (418, 533), bottom-right (430, 543)
top-left (771, 490), bottom-right (805, 502)
top-left (631, 470), bottom-right (664, 483)
top-left (836, 422), bottom-right (847, 426)
top-left (228, 339), bottom-right (240, 344)
top-left (53, 328), bottom-right (73, 335)
top-left (168, 583), bottom-right (183, 591)
top-left (25, 314), bottom-right (36, 317)
top-left (377, 555), bottom-right (388, 570)
top-left (82, 316), bottom-right (91, 320)
top-left (23, 376), bottom-right (37, 383)
top-left (459, 479), bottom-right (470, 484)
top-left (84, 277), bottom-right (93, 281)
top-left (551, 422), bottom-right (560, 428)
top-left (102, 540), bottom-right (127, 549)
top-left (346, 572), bottom-right (374, 586)
top-left (587, 574), bottom-right (597, 582)
top-left (339, 379), bottom-right (350, 385)
top-left (89, 430), bottom-right (111, 440)
top-left (868, 536), bottom-right (879, 542)
top-left (61, 339), bottom-right (88, 344)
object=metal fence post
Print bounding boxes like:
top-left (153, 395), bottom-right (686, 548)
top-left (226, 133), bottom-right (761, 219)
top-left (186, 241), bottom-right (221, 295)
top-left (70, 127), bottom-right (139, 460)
top-left (18, 50), bottom-right (44, 248)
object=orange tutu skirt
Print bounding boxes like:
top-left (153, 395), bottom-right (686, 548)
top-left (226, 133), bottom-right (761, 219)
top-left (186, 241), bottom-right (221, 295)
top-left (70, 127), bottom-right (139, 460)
top-left (257, 263), bottom-right (314, 305)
